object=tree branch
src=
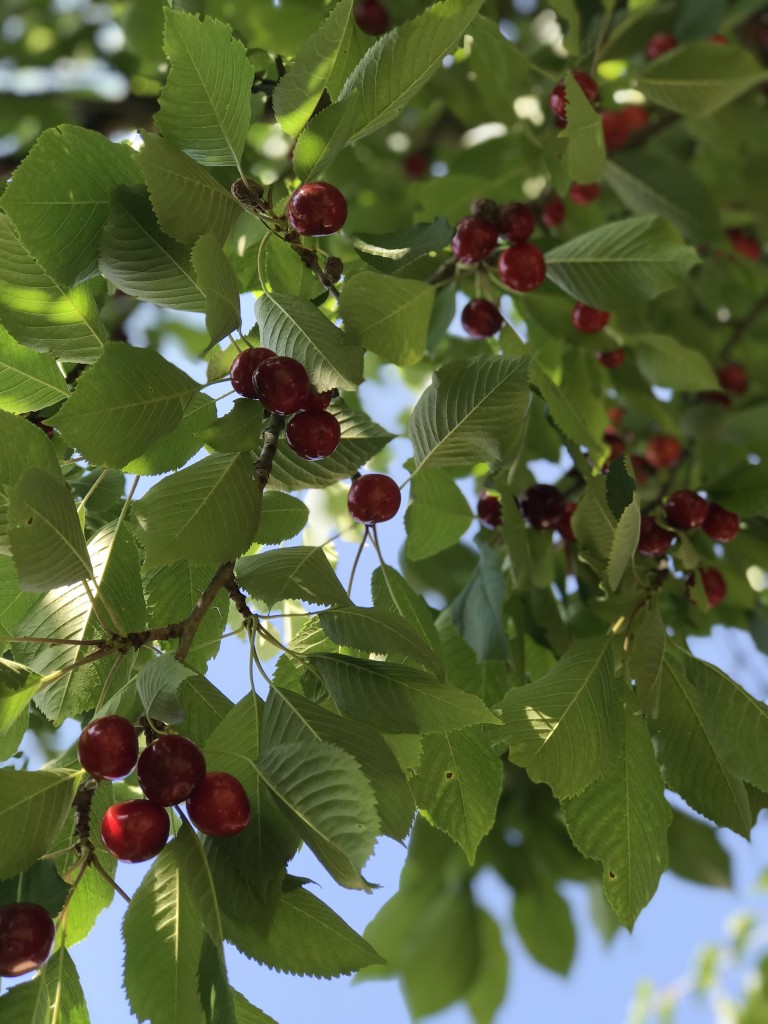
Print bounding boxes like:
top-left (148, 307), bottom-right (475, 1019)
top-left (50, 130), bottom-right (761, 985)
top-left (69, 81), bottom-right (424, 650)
top-left (254, 412), bottom-right (285, 490)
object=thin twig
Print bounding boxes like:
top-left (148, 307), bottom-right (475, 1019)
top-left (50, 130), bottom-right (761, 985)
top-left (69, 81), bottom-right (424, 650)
top-left (175, 562), bottom-right (234, 663)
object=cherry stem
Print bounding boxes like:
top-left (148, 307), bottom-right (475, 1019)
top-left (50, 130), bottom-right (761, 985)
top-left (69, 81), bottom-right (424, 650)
top-left (347, 527), bottom-right (369, 597)
top-left (90, 854), bottom-right (131, 905)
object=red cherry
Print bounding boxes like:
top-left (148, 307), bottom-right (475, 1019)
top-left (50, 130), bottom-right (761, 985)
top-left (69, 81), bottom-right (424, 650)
top-left (689, 566), bottom-right (726, 608)
top-left (520, 484), bottom-right (566, 530)
top-left (451, 217), bottom-right (498, 264)
top-left (558, 501), bottom-right (577, 543)
top-left (597, 349), bottom-right (625, 369)
top-left (637, 516), bottom-right (676, 557)
top-left (702, 503), bottom-right (740, 542)
top-left (137, 735), bottom-right (206, 806)
top-left (699, 389), bottom-right (731, 406)
top-left (716, 363), bottom-right (748, 394)
top-left (498, 203), bottom-right (536, 243)
top-left (645, 32), bottom-right (678, 60)
top-left (301, 388), bottom-right (336, 412)
top-left (497, 243), bottom-right (546, 292)
top-left (0, 903), bottom-right (55, 978)
top-left (623, 106), bottom-right (649, 133)
top-left (728, 230), bottom-right (761, 261)
top-left (664, 490), bottom-right (709, 530)
top-left (541, 196), bottom-right (565, 228)
top-left (549, 70), bottom-right (600, 127)
top-left (286, 410), bottom-right (341, 460)
top-left (477, 491), bottom-right (502, 529)
top-left (604, 431), bottom-right (626, 460)
top-left (254, 356), bottom-right (311, 415)
top-left (710, 34), bottom-right (727, 44)
top-left (631, 455), bottom-right (653, 486)
top-left (78, 715), bottom-right (138, 781)
top-left (404, 152), bottom-right (429, 179)
top-left (186, 772), bottom-right (251, 837)
top-left (572, 303), bottom-right (611, 333)
top-left (601, 110), bottom-right (631, 151)
top-left (607, 406), bottom-right (624, 427)
top-left (229, 348), bottom-right (276, 399)
top-left (461, 299), bottom-right (503, 338)
top-left (644, 434), bottom-right (683, 469)
top-left (354, 0), bottom-right (389, 35)
top-left (100, 800), bottom-right (169, 862)
top-left (286, 182), bottom-right (347, 237)
top-left (569, 182), bottom-right (601, 205)
top-left (348, 473), bottom-right (401, 525)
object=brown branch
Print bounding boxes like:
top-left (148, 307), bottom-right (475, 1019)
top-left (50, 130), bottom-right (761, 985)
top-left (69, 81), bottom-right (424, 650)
top-left (174, 562), bottom-right (235, 663)
top-left (223, 564), bottom-right (255, 619)
top-left (254, 412), bottom-right (285, 490)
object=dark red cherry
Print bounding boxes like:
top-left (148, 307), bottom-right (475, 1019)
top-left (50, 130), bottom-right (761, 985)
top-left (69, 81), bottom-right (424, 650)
top-left (569, 182), bottom-right (601, 205)
top-left (286, 410), bottom-right (341, 460)
top-left (716, 363), bottom-right (748, 394)
top-left (689, 566), bottom-right (726, 608)
top-left (229, 347), bottom-right (276, 398)
top-left (541, 196), bottom-right (565, 228)
top-left (623, 106), bottom-right (649, 133)
top-left (520, 484), bottom-right (565, 530)
top-left (186, 772), bottom-right (250, 837)
top-left (604, 431), bottom-right (626, 460)
top-left (348, 473), bottom-right (401, 524)
top-left (498, 203), bottom-right (535, 243)
top-left (137, 734), bottom-right (206, 807)
top-left (0, 903), bottom-right (55, 978)
top-left (451, 217), bottom-right (498, 264)
top-left (286, 182), bottom-right (347, 236)
top-left (254, 356), bottom-right (311, 415)
top-left (644, 435), bottom-right (683, 469)
top-left (100, 801), bottom-right (169, 863)
top-left (597, 349), bottom-right (625, 369)
top-left (637, 516), bottom-right (675, 557)
top-left (645, 32), bottom-right (677, 60)
top-left (404, 152), bottom-right (430, 179)
top-left (301, 388), bottom-right (336, 412)
top-left (497, 243), bottom-right (546, 292)
top-left (728, 230), bottom-right (761, 261)
top-left (477, 491), bottom-right (502, 529)
top-left (702, 503), bottom-right (740, 542)
top-left (461, 299), bottom-right (503, 338)
top-left (354, 0), bottom-right (389, 35)
top-left (601, 110), bottom-right (631, 151)
top-left (572, 303), bottom-right (610, 333)
top-left (664, 490), bottom-right (709, 530)
top-left (550, 70), bottom-right (599, 127)
top-left (631, 455), bottom-right (653, 486)
top-left (699, 390), bottom-right (731, 406)
top-left (78, 715), bottom-right (138, 780)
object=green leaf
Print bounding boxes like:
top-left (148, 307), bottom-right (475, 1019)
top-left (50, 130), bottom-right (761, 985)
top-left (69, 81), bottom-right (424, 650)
top-left (235, 546), bottom-right (349, 607)
top-left (123, 835), bottom-right (206, 1024)
top-left (629, 604), bottom-right (665, 718)
top-left (134, 453), bottom-right (262, 568)
top-left (411, 726), bottom-right (502, 864)
top-left (604, 153), bottom-right (721, 242)
top-left (707, 461), bottom-right (768, 517)
top-left (448, 545), bottom-right (509, 661)
top-left (545, 215), bottom-right (700, 310)
top-left (0, 411), bottom-right (60, 555)
top-left (0, 212), bottom-right (106, 363)
top-left (338, 271), bottom-right (434, 366)
top-left (8, 468), bottom-right (93, 591)
top-left (655, 650), bottom-right (752, 836)
top-left (371, 564), bottom-right (441, 652)
top-left (0, 769), bottom-right (78, 878)
top-left (318, 605), bottom-right (443, 676)
top-left (198, 396), bottom-right (264, 454)
top-left (192, 233), bottom-right (242, 343)
top-left (123, 391), bottom-right (216, 477)
top-left (559, 70), bottom-right (606, 185)
top-left (136, 654), bottom-right (194, 724)
top-left (632, 333), bottom-right (719, 391)
top-left (639, 41), bottom-right (768, 116)
top-left (405, 468), bottom-right (473, 562)
top-left (99, 186), bottom-right (207, 312)
top-left (254, 492), bottom-right (310, 545)
top-left (464, 910), bottom-right (508, 1024)
top-left (1, 125), bottom-right (142, 287)
top-left (562, 698), bottom-right (672, 929)
top-left (255, 292), bottom-right (364, 391)
top-left (156, 9), bottom-right (253, 167)
top-left (529, 363), bottom-right (604, 461)
top-left (607, 497), bottom-right (640, 591)
top-left (272, 0), bottom-right (362, 137)
top-left (0, 657), bottom-right (38, 698)
top-left (513, 886), bottom-right (575, 974)
top-left (353, 218), bottom-right (454, 274)
top-left (138, 132), bottom-right (240, 243)
top-left (435, 614), bottom-right (509, 707)
top-left (499, 637), bottom-right (620, 798)
top-left (263, 234), bottom-right (324, 299)
top-left (0, 948), bottom-right (91, 1024)
top-left (50, 343), bottom-right (199, 469)
top-left (308, 653), bottom-right (499, 733)
top-left (572, 473), bottom-right (618, 575)
top-left (409, 356), bottom-right (529, 473)
top-left (232, 991), bottom-right (278, 1024)
top-left (0, 327), bottom-right (68, 414)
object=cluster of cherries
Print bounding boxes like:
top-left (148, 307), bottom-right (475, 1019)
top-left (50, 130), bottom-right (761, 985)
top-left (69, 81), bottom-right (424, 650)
top-left (78, 715), bottom-right (250, 862)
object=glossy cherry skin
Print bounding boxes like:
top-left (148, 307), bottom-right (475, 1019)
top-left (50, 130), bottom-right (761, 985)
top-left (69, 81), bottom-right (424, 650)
top-left (461, 299), bottom-right (503, 338)
top-left (451, 217), bottom-right (498, 264)
top-left (0, 903), bottom-right (55, 978)
top-left (664, 490), bottom-right (709, 530)
top-left (541, 196), bottom-right (565, 228)
top-left (354, 0), bottom-right (389, 35)
top-left (229, 347), bottom-right (276, 399)
top-left (601, 110), bottom-right (631, 151)
top-left (301, 388), bottom-right (336, 412)
top-left (549, 71), bottom-right (599, 127)
top-left (520, 484), bottom-right (565, 530)
top-left (497, 243), bottom-right (546, 292)
top-left (597, 349), bottom-right (625, 369)
top-left (569, 182), bottom-right (601, 205)
top-left (644, 434), bottom-right (683, 470)
top-left (702, 503), bottom-right (740, 542)
top-left (572, 303), bottom-right (610, 333)
top-left (186, 772), bottom-right (250, 837)
top-left (645, 32), bottom-right (677, 60)
top-left (286, 410), bottom-right (341, 460)
top-left (254, 356), bottom-right (311, 415)
top-left (78, 715), bottom-right (138, 780)
top-left (728, 230), bottom-right (761, 261)
top-left (716, 363), bottom-right (748, 394)
top-left (348, 473), bottom-right (401, 525)
top-left (286, 182), bottom-right (347, 236)
top-left (477, 492), bottom-right (502, 529)
top-left (100, 800), bottom-right (170, 863)
top-left (498, 203), bottom-right (535, 243)
top-left (137, 734), bottom-right (207, 807)
top-left (637, 516), bottom-right (675, 557)
top-left (690, 566), bottom-right (727, 608)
